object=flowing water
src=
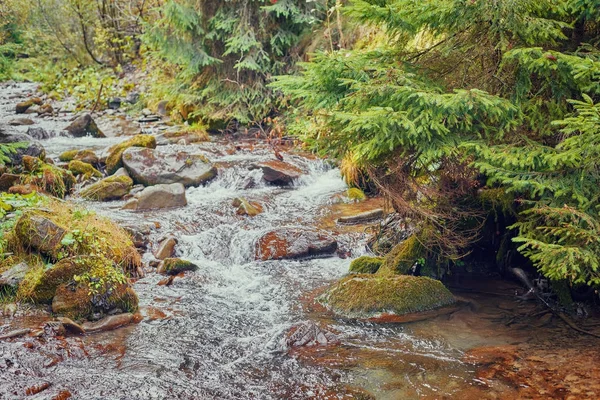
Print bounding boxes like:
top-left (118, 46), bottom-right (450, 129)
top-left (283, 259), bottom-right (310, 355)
top-left (2, 81), bottom-right (595, 399)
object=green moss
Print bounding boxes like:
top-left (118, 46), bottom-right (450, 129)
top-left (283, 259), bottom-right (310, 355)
top-left (347, 187), bottom-right (367, 202)
top-left (322, 274), bottom-right (456, 318)
top-left (79, 175), bottom-right (133, 201)
top-left (68, 160), bottom-right (102, 179)
top-left (158, 258), bottom-right (198, 275)
top-left (379, 235), bottom-right (424, 275)
top-left (7, 197), bottom-right (141, 273)
top-left (479, 188), bottom-right (514, 214)
top-left (59, 150), bottom-right (79, 162)
top-left (105, 135), bottom-right (157, 175)
top-left (48, 256), bottom-right (138, 319)
top-left (349, 256), bottom-right (383, 274)
top-left (22, 155), bottom-right (43, 172)
top-left (27, 257), bottom-right (92, 303)
top-left (20, 163), bottom-right (76, 198)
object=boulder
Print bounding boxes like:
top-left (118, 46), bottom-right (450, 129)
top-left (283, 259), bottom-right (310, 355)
top-left (30, 257), bottom-right (93, 303)
top-left (136, 183), bottom-right (187, 210)
top-left (79, 175), bottom-right (133, 201)
top-left (379, 235), bottom-right (424, 275)
top-left (26, 127), bottom-right (53, 140)
top-left (8, 118), bottom-right (34, 126)
top-left (157, 258), bottom-right (198, 275)
top-left (14, 213), bottom-right (66, 258)
top-left (122, 147), bottom-right (217, 187)
top-left (337, 209), bottom-right (385, 225)
top-left (255, 228), bottom-right (338, 261)
top-left (0, 128), bottom-right (45, 165)
top-left (349, 256), bottom-right (384, 274)
top-left (64, 114), bottom-right (105, 138)
top-left (52, 282), bottom-right (138, 320)
top-left (59, 149), bottom-right (98, 164)
top-left (321, 274), bottom-right (456, 319)
top-left (0, 262), bottom-right (29, 290)
top-left (257, 160), bottom-right (303, 185)
top-left (105, 135), bottom-right (156, 175)
top-left (154, 236), bottom-right (177, 260)
top-left (15, 97), bottom-right (42, 114)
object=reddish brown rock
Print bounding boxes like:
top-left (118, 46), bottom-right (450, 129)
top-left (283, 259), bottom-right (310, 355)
top-left (255, 228), bottom-right (337, 261)
top-left (257, 160), bottom-right (303, 185)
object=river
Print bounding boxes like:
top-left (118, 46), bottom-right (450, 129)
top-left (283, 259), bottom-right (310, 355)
top-left (1, 81), bottom-right (599, 399)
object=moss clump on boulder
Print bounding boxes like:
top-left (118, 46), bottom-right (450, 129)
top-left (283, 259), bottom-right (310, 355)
top-left (232, 197), bottom-right (262, 216)
top-left (379, 235), bottom-right (424, 275)
top-left (26, 257), bottom-right (94, 303)
top-left (322, 274), bottom-right (456, 319)
top-left (20, 161), bottom-right (76, 198)
top-left (58, 150), bottom-right (80, 162)
top-left (349, 256), bottom-right (384, 274)
top-left (8, 197), bottom-right (142, 273)
top-left (346, 188), bottom-right (366, 202)
top-left (105, 135), bottom-right (157, 175)
top-left (50, 257), bottom-right (138, 320)
top-left (157, 258), bottom-right (198, 275)
top-left (68, 160), bottom-right (102, 179)
top-left (79, 175), bottom-right (133, 201)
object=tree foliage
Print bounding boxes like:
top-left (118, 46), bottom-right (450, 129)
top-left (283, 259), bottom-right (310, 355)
top-left (143, 0), bottom-right (324, 125)
top-left (273, 0), bottom-right (600, 284)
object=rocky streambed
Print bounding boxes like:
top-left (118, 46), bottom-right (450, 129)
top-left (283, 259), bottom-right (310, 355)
top-left (0, 81), bottom-right (599, 399)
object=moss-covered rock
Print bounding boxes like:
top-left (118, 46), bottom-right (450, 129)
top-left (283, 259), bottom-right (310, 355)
top-left (347, 188), bottom-right (366, 202)
top-left (232, 197), bottom-right (263, 216)
top-left (51, 258), bottom-right (138, 320)
top-left (59, 150), bottom-right (79, 162)
top-left (321, 274), bottom-right (456, 319)
top-left (8, 198), bottom-right (141, 273)
top-left (349, 256), bottom-right (384, 274)
top-left (379, 235), bottom-right (424, 275)
top-left (15, 97), bottom-right (42, 114)
top-left (68, 160), bottom-right (102, 179)
top-left (157, 258), bottom-right (198, 275)
top-left (27, 257), bottom-right (93, 303)
top-left (79, 175), bottom-right (133, 201)
top-left (105, 134), bottom-right (157, 175)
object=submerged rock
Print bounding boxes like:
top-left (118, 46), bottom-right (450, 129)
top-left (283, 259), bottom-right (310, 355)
top-left (257, 160), bottom-right (303, 186)
top-left (285, 321), bottom-right (339, 348)
top-left (8, 117), bottom-right (34, 126)
top-left (80, 175), bottom-right (133, 201)
top-left (105, 134), bottom-right (156, 175)
top-left (255, 228), bottom-right (337, 261)
top-left (321, 274), bottom-right (456, 319)
top-left (123, 147), bottom-right (217, 187)
top-left (349, 256), bottom-right (384, 274)
top-left (64, 114), bottom-right (105, 138)
top-left (136, 183), bottom-right (187, 210)
top-left (157, 258), bottom-right (198, 275)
